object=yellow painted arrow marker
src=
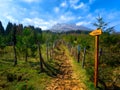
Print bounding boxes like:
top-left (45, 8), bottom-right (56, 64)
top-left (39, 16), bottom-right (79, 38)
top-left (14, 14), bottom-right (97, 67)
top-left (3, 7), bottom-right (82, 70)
top-left (89, 29), bottom-right (102, 36)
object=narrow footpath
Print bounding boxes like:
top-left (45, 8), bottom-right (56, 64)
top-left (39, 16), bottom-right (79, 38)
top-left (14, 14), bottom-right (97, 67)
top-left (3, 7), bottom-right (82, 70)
top-left (46, 44), bottom-right (86, 90)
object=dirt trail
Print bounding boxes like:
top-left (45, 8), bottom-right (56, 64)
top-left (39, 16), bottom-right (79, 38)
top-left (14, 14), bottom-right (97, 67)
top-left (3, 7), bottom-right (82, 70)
top-left (46, 45), bottom-right (86, 90)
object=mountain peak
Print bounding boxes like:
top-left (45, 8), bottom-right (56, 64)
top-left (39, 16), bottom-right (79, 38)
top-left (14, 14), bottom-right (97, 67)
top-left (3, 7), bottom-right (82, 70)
top-left (50, 23), bottom-right (91, 32)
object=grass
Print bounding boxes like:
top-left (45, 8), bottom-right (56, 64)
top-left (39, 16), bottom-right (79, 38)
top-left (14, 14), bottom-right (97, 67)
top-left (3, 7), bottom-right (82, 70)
top-left (0, 45), bottom-right (58, 90)
top-left (0, 58), bottom-right (52, 90)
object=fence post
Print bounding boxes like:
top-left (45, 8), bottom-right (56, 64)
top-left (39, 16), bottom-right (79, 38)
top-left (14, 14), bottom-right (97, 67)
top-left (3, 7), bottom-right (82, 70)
top-left (77, 45), bottom-right (80, 63)
top-left (82, 47), bottom-right (86, 68)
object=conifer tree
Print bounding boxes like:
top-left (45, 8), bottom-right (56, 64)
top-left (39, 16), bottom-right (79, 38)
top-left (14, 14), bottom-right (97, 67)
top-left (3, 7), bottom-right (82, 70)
top-left (0, 21), bottom-right (4, 35)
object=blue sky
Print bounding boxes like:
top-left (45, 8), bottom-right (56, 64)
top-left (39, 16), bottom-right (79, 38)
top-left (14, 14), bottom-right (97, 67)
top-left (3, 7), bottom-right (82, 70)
top-left (0, 0), bottom-right (120, 31)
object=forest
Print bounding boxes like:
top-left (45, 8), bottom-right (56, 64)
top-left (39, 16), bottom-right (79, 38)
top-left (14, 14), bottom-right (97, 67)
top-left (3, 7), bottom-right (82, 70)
top-left (0, 16), bottom-right (120, 90)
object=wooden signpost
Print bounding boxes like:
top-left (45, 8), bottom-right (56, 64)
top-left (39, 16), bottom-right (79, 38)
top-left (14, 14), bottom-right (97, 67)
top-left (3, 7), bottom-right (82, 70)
top-left (89, 29), bottom-right (102, 87)
top-left (89, 29), bottom-right (102, 36)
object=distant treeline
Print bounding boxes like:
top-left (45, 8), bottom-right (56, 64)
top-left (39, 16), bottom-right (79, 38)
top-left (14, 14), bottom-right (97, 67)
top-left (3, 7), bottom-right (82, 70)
top-left (43, 30), bottom-right (91, 34)
top-left (0, 21), bottom-right (42, 35)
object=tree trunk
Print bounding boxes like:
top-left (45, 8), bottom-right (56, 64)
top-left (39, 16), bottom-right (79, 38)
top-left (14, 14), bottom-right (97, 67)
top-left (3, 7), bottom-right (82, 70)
top-left (13, 42), bottom-right (17, 66)
top-left (46, 43), bottom-right (49, 61)
top-left (49, 48), bottom-right (52, 60)
top-left (38, 42), bottom-right (43, 71)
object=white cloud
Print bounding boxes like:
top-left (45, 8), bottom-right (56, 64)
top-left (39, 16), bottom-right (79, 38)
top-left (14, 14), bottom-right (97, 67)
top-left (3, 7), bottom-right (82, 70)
top-left (60, 2), bottom-right (67, 7)
top-left (69, 0), bottom-right (89, 11)
top-left (70, 0), bottom-right (79, 9)
top-left (70, 0), bottom-right (79, 5)
top-left (76, 21), bottom-right (91, 26)
top-left (22, 0), bottom-right (40, 3)
top-left (86, 14), bottom-right (95, 21)
top-left (54, 7), bottom-right (60, 13)
top-left (78, 16), bottom-right (82, 19)
top-left (76, 13), bottom-right (97, 29)
top-left (6, 15), bottom-right (18, 23)
top-left (22, 18), bottom-right (57, 30)
top-left (22, 12), bottom-right (76, 30)
top-left (59, 15), bottom-right (75, 22)
top-left (30, 11), bottom-right (39, 16)
top-left (0, 0), bottom-right (27, 19)
top-left (56, 11), bottom-right (75, 23)
top-left (72, 2), bottom-right (85, 9)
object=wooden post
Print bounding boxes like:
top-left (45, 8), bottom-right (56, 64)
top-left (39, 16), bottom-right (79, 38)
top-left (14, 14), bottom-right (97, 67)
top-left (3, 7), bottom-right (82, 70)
top-left (94, 35), bottom-right (99, 87)
top-left (82, 47), bottom-right (86, 68)
top-left (89, 28), bottom-right (102, 88)
top-left (78, 52), bottom-right (80, 63)
top-left (77, 45), bottom-right (80, 63)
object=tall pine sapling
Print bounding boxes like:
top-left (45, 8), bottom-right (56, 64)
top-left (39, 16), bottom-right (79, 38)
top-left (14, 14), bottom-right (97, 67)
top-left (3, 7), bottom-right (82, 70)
top-left (93, 15), bottom-right (115, 33)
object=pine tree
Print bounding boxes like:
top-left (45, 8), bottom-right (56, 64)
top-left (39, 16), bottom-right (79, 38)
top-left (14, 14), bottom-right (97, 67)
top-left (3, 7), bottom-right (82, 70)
top-left (93, 15), bottom-right (115, 33)
top-left (0, 21), bottom-right (4, 35)
top-left (16, 24), bottom-right (23, 35)
top-left (6, 22), bottom-right (13, 35)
